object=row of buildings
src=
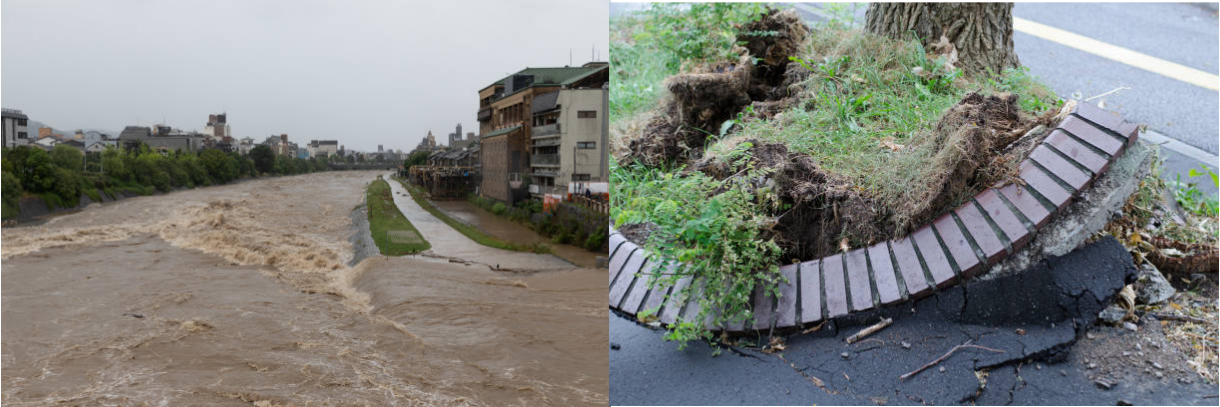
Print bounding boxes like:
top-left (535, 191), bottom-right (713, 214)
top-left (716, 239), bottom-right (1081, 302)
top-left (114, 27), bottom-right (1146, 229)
top-left (2, 110), bottom-right (405, 162)
top-left (2, 109), bottom-right (121, 153)
top-left (476, 61), bottom-right (610, 204)
top-left (407, 62), bottom-right (610, 205)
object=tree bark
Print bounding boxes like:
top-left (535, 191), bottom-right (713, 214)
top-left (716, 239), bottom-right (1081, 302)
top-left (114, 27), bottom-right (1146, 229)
top-left (865, 3), bottom-right (1020, 75)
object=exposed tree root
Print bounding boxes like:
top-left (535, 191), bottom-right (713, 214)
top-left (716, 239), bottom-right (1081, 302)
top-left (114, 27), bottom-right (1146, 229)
top-left (1145, 234), bottom-right (1219, 275)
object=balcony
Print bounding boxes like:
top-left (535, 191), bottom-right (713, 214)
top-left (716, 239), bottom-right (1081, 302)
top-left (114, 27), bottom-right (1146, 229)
top-left (531, 154), bottom-right (560, 166)
top-left (533, 138), bottom-right (561, 147)
top-left (531, 123), bottom-right (560, 138)
top-left (478, 107), bottom-right (492, 122)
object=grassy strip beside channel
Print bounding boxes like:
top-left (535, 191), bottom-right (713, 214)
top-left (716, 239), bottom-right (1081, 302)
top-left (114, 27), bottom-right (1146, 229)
top-left (367, 178), bottom-right (430, 255)
top-left (396, 178), bottom-right (549, 254)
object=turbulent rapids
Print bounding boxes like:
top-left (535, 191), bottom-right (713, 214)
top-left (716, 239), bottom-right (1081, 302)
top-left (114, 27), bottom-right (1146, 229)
top-left (1, 171), bottom-right (607, 406)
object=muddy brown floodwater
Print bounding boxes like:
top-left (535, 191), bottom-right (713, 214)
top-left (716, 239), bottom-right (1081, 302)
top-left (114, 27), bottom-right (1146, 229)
top-left (1, 171), bottom-right (608, 406)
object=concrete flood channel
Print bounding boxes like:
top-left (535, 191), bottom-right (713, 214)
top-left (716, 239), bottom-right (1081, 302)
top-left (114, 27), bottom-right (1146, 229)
top-left (430, 200), bottom-right (603, 269)
top-left (381, 174), bottom-right (574, 272)
top-left (2, 170), bottom-right (607, 406)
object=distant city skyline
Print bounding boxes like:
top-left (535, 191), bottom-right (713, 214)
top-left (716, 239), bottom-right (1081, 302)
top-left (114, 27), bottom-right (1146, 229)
top-left (0, 0), bottom-right (610, 152)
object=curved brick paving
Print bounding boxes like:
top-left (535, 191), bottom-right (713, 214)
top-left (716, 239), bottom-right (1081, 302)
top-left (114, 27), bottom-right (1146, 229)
top-left (609, 102), bottom-right (1141, 333)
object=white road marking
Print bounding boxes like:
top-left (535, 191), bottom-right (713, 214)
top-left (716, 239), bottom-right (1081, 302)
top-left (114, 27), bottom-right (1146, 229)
top-left (1013, 17), bottom-right (1220, 91)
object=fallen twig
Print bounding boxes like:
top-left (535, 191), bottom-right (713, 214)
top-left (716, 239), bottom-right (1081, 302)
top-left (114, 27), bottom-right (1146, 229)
top-left (855, 338), bottom-right (885, 348)
top-left (1151, 313), bottom-right (1212, 325)
top-left (1180, 331), bottom-right (1220, 343)
top-left (900, 339), bottom-right (1006, 381)
top-left (846, 317), bottom-right (892, 344)
top-left (802, 320), bottom-right (827, 335)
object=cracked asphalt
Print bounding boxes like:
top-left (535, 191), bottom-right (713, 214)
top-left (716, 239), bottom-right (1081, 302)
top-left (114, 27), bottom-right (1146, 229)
top-left (609, 237), bottom-right (1216, 405)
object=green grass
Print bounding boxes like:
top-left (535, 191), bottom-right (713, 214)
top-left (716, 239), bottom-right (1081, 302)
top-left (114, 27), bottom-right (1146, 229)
top-left (396, 178), bottom-right (549, 253)
top-left (610, 3), bottom-right (771, 120)
top-left (710, 26), bottom-right (1058, 218)
top-left (36, 191), bottom-right (76, 210)
top-left (610, 40), bottom-right (672, 121)
top-left (1, 200), bottom-right (16, 219)
top-left (367, 178), bottom-right (430, 255)
top-left (81, 187), bottom-right (102, 203)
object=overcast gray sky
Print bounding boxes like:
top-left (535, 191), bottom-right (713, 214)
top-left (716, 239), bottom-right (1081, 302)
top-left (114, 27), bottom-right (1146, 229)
top-left (1, 0), bottom-right (610, 152)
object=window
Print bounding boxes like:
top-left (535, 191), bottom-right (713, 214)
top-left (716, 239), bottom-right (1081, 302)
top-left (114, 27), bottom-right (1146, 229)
top-left (572, 174), bottom-right (591, 181)
top-left (576, 142), bottom-right (595, 149)
top-left (577, 110), bottom-right (597, 119)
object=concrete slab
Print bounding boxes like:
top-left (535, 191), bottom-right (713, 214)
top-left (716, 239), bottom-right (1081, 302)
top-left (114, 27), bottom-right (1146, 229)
top-left (982, 138), bottom-right (1153, 280)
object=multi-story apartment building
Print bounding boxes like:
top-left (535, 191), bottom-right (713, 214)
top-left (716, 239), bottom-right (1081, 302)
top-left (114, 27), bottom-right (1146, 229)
top-left (119, 125), bottom-right (205, 152)
top-left (2, 108), bottom-right (30, 147)
top-left (204, 113), bottom-right (230, 140)
top-left (476, 62), bottom-right (608, 204)
top-left (528, 66), bottom-right (609, 196)
top-left (308, 139), bottom-right (339, 157)
top-left (262, 134), bottom-right (297, 156)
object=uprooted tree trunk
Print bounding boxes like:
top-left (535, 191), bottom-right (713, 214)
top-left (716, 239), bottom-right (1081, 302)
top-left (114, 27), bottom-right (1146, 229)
top-left (864, 3), bottom-right (1020, 75)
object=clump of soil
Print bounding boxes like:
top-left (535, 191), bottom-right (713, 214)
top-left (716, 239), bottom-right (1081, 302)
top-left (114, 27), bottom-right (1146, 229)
top-left (617, 222), bottom-right (658, 246)
top-left (891, 91), bottom-right (1050, 233)
top-left (690, 92), bottom-right (1056, 261)
top-left (693, 140), bottom-right (887, 260)
top-left (738, 8), bottom-right (810, 99)
top-left (624, 8), bottom-right (810, 167)
top-left (627, 58), bottom-right (755, 167)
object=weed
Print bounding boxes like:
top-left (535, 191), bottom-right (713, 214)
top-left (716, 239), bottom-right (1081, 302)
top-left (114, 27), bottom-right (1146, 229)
top-left (612, 159), bottom-right (783, 349)
top-left (1170, 164), bottom-right (1219, 217)
top-left (633, 3), bottom-right (769, 69)
top-left (1124, 151), bottom-right (1217, 245)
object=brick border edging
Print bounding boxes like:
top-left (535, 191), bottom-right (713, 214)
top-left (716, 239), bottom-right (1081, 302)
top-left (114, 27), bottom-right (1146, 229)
top-left (609, 103), bottom-right (1140, 333)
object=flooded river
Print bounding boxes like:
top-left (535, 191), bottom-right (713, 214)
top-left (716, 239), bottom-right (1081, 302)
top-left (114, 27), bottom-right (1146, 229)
top-left (1, 171), bottom-right (607, 406)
